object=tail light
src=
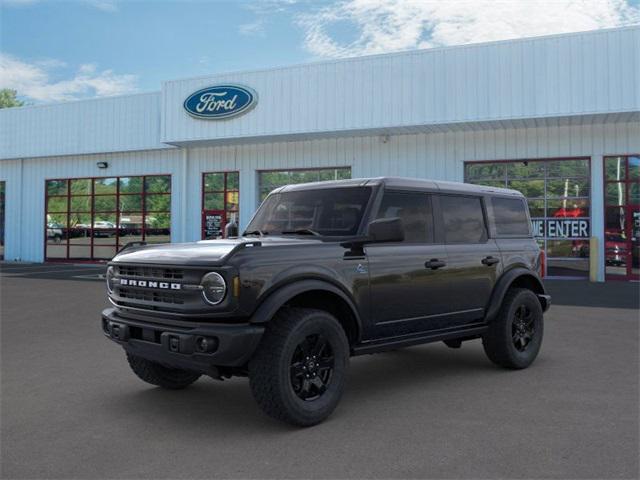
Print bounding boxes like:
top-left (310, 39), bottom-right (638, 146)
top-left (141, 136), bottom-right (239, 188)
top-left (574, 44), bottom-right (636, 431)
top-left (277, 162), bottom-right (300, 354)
top-left (539, 249), bottom-right (546, 278)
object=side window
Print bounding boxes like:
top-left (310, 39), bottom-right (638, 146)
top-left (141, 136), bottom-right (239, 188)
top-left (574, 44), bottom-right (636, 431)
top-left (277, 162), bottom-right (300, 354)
top-left (491, 197), bottom-right (531, 236)
top-left (376, 191), bottom-right (433, 243)
top-left (440, 195), bottom-right (487, 243)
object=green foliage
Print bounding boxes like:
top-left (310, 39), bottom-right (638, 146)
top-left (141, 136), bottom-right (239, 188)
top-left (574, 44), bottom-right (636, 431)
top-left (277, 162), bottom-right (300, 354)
top-left (145, 176), bottom-right (171, 193)
top-left (0, 89), bottom-right (24, 109)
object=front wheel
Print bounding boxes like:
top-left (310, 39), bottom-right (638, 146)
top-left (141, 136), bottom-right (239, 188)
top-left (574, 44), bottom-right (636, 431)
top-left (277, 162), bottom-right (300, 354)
top-left (482, 288), bottom-right (544, 369)
top-left (126, 353), bottom-right (201, 389)
top-left (249, 308), bottom-right (349, 427)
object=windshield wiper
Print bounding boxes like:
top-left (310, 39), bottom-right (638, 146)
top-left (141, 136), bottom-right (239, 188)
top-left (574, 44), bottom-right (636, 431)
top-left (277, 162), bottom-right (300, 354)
top-left (243, 229), bottom-right (268, 236)
top-left (281, 228), bottom-right (321, 236)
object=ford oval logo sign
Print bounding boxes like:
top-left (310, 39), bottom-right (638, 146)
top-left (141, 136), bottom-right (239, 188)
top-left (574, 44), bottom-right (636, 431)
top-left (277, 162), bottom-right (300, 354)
top-left (183, 84), bottom-right (257, 120)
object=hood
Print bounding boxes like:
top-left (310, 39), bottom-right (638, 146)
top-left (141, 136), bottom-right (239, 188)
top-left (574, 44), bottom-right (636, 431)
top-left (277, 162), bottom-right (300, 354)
top-left (111, 236), bottom-right (324, 266)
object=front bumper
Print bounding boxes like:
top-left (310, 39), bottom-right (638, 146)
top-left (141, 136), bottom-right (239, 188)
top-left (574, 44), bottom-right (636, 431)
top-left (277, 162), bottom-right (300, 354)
top-left (102, 308), bottom-right (264, 374)
top-left (537, 294), bottom-right (552, 312)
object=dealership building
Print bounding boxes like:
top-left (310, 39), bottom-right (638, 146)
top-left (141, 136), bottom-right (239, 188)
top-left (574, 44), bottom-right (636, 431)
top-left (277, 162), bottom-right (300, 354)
top-left (0, 26), bottom-right (638, 281)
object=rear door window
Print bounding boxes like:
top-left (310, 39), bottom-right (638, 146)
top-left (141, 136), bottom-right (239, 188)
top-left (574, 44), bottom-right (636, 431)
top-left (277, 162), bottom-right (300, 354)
top-left (376, 191), bottom-right (433, 243)
top-left (491, 197), bottom-right (531, 236)
top-left (439, 195), bottom-right (487, 243)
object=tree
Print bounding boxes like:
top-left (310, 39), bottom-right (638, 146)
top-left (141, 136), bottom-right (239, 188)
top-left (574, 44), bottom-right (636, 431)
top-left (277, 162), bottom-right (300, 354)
top-left (0, 89), bottom-right (25, 109)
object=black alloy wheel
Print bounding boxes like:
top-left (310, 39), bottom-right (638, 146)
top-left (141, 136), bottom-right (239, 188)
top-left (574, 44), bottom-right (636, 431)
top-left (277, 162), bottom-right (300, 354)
top-left (512, 304), bottom-right (536, 352)
top-left (290, 334), bottom-right (335, 401)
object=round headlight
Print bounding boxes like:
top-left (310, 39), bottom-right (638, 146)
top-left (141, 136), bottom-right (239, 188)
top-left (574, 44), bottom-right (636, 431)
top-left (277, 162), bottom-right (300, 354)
top-left (106, 266), bottom-right (115, 294)
top-left (201, 272), bottom-right (227, 305)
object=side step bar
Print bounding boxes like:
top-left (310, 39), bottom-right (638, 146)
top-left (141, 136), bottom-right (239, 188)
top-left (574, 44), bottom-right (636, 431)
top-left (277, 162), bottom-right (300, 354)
top-left (352, 323), bottom-right (488, 356)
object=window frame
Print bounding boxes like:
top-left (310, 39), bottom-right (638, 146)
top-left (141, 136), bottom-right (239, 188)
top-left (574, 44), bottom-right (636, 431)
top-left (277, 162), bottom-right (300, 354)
top-left (44, 174), bottom-right (172, 262)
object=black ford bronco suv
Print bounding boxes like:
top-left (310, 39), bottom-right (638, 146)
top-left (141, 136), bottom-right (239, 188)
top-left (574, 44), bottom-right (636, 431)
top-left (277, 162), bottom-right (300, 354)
top-left (102, 177), bottom-right (550, 426)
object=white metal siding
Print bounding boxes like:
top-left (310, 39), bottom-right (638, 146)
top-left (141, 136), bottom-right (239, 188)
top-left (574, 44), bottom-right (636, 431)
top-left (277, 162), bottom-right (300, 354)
top-left (162, 27), bottom-right (640, 145)
top-left (0, 92), bottom-right (168, 160)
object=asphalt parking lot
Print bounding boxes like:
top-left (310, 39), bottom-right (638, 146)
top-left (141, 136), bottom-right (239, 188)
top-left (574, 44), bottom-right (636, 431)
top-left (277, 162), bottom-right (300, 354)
top-left (1, 262), bottom-right (638, 479)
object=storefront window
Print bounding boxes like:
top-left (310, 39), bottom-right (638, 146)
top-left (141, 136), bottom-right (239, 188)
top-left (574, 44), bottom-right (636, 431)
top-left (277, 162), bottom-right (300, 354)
top-left (258, 167), bottom-right (352, 202)
top-left (202, 172), bottom-right (239, 239)
top-left (45, 175), bottom-right (171, 261)
top-left (465, 158), bottom-right (591, 278)
top-left (604, 155), bottom-right (639, 280)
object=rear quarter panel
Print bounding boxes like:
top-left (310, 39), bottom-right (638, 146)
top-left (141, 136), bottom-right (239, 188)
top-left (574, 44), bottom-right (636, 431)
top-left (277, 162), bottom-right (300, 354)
top-left (495, 238), bottom-right (540, 272)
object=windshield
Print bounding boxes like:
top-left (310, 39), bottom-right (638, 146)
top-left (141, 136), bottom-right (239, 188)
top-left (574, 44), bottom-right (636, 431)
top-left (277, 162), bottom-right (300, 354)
top-left (245, 187), bottom-right (372, 237)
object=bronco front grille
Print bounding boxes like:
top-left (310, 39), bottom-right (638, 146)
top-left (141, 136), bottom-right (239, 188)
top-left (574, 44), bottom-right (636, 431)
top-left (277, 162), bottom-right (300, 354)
top-left (118, 287), bottom-right (185, 305)
top-left (110, 263), bottom-right (209, 314)
top-left (116, 265), bottom-right (184, 280)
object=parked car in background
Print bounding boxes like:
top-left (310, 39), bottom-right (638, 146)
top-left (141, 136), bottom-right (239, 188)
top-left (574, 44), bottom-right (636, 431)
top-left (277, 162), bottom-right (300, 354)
top-left (605, 231), bottom-right (627, 266)
top-left (93, 221), bottom-right (117, 237)
top-left (46, 223), bottom-right (64, 243)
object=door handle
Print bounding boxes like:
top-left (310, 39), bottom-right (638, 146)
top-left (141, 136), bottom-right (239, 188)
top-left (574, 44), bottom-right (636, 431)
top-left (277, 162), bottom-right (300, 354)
top-left (481, 256), bottom-right (500, 266)
top-left (425, 259), bottom-right (446, 270)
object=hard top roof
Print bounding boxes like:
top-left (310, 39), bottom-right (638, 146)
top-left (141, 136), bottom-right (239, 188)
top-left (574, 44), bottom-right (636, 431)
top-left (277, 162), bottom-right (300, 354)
top-left (274, 177), bottom-right (523, 197)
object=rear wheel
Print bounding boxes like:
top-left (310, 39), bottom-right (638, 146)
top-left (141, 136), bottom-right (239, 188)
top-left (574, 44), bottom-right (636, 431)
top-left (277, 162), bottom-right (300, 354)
top-left (249, 308), bottom-right (349, 427)
top-left (482, 288), bottom-right (544, 369)
top-left (126, 353), bottom-right (201, 389)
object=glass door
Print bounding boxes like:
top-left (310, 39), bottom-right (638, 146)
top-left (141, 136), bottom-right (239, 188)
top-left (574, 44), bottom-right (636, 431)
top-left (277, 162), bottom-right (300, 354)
top-left (0, 181), bottom-right (5, 260)
top-left (604, 155), bottom-right (639, 280)
top-left (201, 172), bottom-right (239, 239)
top-left (632, 206), bottom-right (639, 279)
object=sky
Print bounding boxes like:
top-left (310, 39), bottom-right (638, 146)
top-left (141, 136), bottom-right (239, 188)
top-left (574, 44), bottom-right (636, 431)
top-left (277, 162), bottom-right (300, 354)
top-left (1, 0), bottom-right (639, 104)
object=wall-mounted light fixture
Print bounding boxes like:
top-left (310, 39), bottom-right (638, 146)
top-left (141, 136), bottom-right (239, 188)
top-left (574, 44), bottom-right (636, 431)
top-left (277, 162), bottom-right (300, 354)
top-left (380, 134), bottom-right (390, 144)
top-left (96, 162), bottom-right (109, 169)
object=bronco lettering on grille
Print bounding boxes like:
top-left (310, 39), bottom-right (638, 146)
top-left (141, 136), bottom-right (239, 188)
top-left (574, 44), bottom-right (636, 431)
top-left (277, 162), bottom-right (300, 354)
top-left (120, 279), bottom-right (181, 290)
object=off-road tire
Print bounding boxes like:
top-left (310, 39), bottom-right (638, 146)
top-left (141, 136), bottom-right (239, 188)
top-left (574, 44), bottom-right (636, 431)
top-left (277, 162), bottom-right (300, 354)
top-left (482, 288), bottom-right (544, 369)
top-left (126, 353), bottom-right (201, 389)
top-left (249, 308), bottom-right (349, 427)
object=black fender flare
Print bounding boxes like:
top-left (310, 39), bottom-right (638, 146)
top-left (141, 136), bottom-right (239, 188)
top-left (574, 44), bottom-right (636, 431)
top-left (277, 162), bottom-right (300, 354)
top-left (484, 268), bottom-right (548, 323)
top-left (249, 278), bottom-right (363, 340)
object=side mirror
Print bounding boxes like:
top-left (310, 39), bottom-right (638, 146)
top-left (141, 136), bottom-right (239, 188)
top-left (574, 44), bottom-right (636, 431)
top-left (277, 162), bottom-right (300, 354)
top-left (367, 217), bottom-right (404, 243)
